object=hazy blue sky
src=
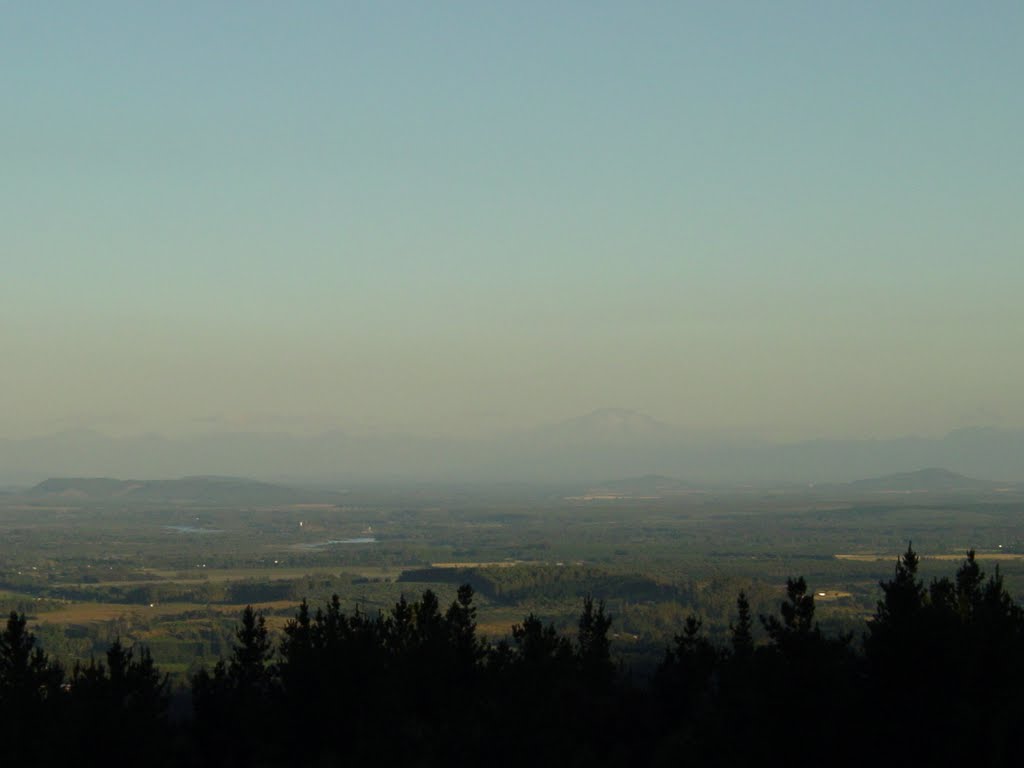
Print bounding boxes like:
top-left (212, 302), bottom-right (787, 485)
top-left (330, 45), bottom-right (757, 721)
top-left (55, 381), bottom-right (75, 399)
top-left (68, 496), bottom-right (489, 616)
top-left (3, 2), bottom-right (1022, 440)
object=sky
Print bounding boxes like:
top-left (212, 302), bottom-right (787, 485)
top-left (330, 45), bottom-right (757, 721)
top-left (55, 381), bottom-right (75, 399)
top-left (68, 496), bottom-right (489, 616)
top-left (2, 2), bottom-right (1022, 441)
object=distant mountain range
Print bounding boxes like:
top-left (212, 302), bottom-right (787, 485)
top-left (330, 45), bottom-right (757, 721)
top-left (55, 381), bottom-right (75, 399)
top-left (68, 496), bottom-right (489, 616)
top-left (2, 411), bottom-right (1024, 486)
top-left (25, 467), bottom-right (1016, 506)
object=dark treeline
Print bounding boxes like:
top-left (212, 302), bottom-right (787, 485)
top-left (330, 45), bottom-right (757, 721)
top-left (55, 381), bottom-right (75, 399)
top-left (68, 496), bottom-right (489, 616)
top-left (2, 547), bottom-right (1022, 767)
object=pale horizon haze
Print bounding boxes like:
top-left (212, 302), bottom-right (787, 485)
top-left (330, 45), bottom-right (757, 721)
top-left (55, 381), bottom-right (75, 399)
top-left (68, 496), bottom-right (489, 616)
top-left (3, 3), bottom-right (1022, 443)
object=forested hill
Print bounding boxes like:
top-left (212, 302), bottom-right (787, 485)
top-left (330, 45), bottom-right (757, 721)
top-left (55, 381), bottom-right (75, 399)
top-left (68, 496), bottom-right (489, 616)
top-left (2, 548), bottom-right (1021, 767)
top-left (847, 467), bottom-right (1012, 492)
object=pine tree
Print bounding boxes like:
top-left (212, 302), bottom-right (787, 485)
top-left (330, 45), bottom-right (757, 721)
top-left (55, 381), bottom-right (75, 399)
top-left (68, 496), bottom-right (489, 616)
top-left (730, 591), bottom-right (754, 659)
top-left (875, 542), bottom-right (925, 624)
top-left (577, 595), bottom-right (614, 691)
top-left (761, 576), bottom-right (817, 648)
top-left (867, 541), bottom-right (927, 666)
top-left (0, 611), bottom-right (54, 694)
top-left (192, 605), bottom-right (276, 766)
top-left (512, 613), bottom-right (573, 668)
top-left (446, 584), bottom-right (482, 669)
top-left (955, 549), bottom-right (982, 621)
top-left (228, 605), bottom-right (273, 693)
top-left (1, 612), bottom-right (64, 762)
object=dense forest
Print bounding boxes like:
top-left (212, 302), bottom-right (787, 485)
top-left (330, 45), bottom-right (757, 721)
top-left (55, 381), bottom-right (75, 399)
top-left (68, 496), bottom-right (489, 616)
top-left (2, 547), bottom-right (1020, 767)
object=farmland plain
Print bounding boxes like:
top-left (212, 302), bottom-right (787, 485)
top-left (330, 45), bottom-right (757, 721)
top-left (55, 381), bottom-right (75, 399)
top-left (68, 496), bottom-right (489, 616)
top-left (2, 473), bottom-right (1022, 679)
